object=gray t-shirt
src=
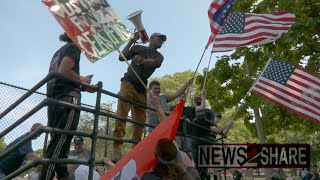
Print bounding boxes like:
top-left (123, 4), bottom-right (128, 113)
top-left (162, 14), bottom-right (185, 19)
top-left (147, 94), bottom-right (169, 126)
top-left (68, 149), bottom-right (91, 160)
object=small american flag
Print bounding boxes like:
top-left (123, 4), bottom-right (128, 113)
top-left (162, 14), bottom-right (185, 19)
top-left (252, 58), bottom-right (320, 123)
top-left (211, 12), bottom-right (296, 52)
top-left (205, 0), bottom-right (236, 49)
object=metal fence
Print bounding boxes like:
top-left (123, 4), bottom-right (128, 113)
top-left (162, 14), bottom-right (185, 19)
top-left (0, 73), bottom-right (223, 180)
top-left (0, 79), bottom-right (142, 178)
top-left (0, 82), bottom-right (48, 152)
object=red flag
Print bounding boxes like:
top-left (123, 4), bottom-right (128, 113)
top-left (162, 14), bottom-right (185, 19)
top-left (206, 0), bottom-right (236, 49)
top-left (100, 101), bottom-right (184, 179)
top-left (251, 58), bottom-right (320, 123)
top-left (211, 12), bottom-right (296, 52)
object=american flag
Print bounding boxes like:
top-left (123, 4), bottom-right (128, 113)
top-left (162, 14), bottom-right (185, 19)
top-left (251, 58), bottom-right (320, 123)
top-left (205, 0), bottom-right (236, 49)
top-left (211, 12), bottom-right (296, 52)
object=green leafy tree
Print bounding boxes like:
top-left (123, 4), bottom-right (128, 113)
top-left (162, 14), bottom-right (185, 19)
top-left (76, 102), bottom-right (134, 169)
top-left (197, 0), bottom-right (319, 163)
top-left (151, 71), bottom-right (257, 143)
top-left (0, 138), bottom-right (6, 151)
top-left (150, 70), bottom-right (201, 106)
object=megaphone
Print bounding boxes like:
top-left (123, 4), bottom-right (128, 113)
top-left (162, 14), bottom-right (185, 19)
top-left (126, 10), bottom-right (149, 43)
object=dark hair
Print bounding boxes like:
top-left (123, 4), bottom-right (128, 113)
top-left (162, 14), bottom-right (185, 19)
top-left (148, 80), bottom-right (160, 90)
top-left (152, 138), bottom-right (185, 179)
top-left (156, 139), bottom-right (177, 163)
top-left (59, 32), bottom-right (73, 43)
top-left (194, 96), bottom-right (202, 103)
top-left (153, 163), bottom-right (184, 180)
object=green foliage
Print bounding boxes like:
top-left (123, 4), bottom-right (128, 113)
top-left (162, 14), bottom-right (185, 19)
top-left (197, 0), bottom-right (319, 160)
top-left (0, 138), bottom-right (7, 152)
top-left (77, 102), bottom-right (134, 168)
top-left (150, 70), bottom-right (201, 106)
top-left (151, 70), bottom-right (257, 143)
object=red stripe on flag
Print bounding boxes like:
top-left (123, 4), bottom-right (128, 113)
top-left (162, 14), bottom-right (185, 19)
top-left (215, 32), bottom-right (280, 41)
top-left (254, 84), bottom-right (320, 117)
top-left (285, 82), bottom-right (320, 103)
top-left (245, 25), bottom-right (292, 32)
top-left (295, 67), bottom-right (320, 86)
top-left (253, 83), bottom-right (320, 121)
top-left (253, 90), bottom-right (320, 124)
top-left (213, 37), bottom-right (275, 48)
top-left (257, 79), bottom-right (320, 111)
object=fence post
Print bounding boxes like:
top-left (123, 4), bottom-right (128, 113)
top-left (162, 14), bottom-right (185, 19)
top-left (88, 81), bottom-right (103, 180)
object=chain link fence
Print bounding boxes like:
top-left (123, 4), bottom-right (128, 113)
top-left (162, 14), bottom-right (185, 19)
top-left (0, 80), bottom-right (222, 179)
top-left (0, 81), bottom-right (136, 178)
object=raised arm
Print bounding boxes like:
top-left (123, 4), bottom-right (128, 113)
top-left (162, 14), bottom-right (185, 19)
top-left (150, 92), bottom-right (167, 123)
top-left (167, 78), bottom-right (193, 102)
top-left (210, 120), bottom-right (234, 134)
top-left (222, 120), bottom-right (234, 135)
top-left (119, 33), bottom-right (139, 61)
top-left (195, 89), bottom-right (206, 111)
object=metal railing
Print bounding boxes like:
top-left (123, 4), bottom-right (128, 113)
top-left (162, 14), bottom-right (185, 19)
top-left (0, 72), bottom-right (225, 179)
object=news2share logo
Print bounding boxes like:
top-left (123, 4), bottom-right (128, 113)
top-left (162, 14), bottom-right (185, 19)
top-left (198, 144), bottom-right (310, 168)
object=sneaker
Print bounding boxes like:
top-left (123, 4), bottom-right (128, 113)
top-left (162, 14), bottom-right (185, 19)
top-left (112, 148), bottom-right (122, 163)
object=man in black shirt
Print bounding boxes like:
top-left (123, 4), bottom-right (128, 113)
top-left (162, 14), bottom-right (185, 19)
top-left (41, 33), bottom-right (94, 180)
top-left (112, 32), bottom-right (167, 162)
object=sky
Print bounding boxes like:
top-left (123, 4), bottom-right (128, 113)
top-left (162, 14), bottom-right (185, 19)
top-left (1, 0), bottom-right (234, 147)
top-left (1, 0), bottom-right (230, 107)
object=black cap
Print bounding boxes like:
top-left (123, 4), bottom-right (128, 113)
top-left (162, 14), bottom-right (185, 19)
top-left (150, 32), bottom-right (167, 41)
top-left (74, 136), bottom-right (84, 144)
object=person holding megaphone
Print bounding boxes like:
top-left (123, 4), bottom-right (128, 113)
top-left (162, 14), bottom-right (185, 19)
top-left (112, 31), bottom-right (167, 163)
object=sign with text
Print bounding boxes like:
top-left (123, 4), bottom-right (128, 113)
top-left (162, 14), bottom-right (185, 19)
top-left (198, 144), bottom-right (310, 168)
top-left (43, 0), bottom-right (131, 62)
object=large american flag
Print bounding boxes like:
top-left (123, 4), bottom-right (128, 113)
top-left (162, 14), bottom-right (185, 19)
top-left (251, 58), bottom-right (320, 123)
top-left (205, 0), bottom-right (236, 49)
top-left (211, 12), bottom-right (296, 52)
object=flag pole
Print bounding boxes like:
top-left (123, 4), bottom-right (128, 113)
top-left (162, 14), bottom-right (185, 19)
top-left (104, 32), bottom-right (149, 94)
top-left (247, 57), bottom-right (273, 93)
top-left (230, 57), bottom-right (273, 121)
top-left (184, 47), bottom-right (208, 102)
top-left (192, 48), bottom-right (208, 79)
top-left (117, 49), bottom-right (149, 92)
top-left (202, 51), bottom-right (213, 91)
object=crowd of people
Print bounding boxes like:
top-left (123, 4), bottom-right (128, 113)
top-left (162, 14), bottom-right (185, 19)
top-left (0, 32), bottom-right (237, 180)
top-left (1, 30), bottom-right (319, 180)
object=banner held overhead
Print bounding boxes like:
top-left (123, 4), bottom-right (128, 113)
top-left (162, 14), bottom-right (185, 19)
top-left (43, 0), bottom-right (132, 62)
